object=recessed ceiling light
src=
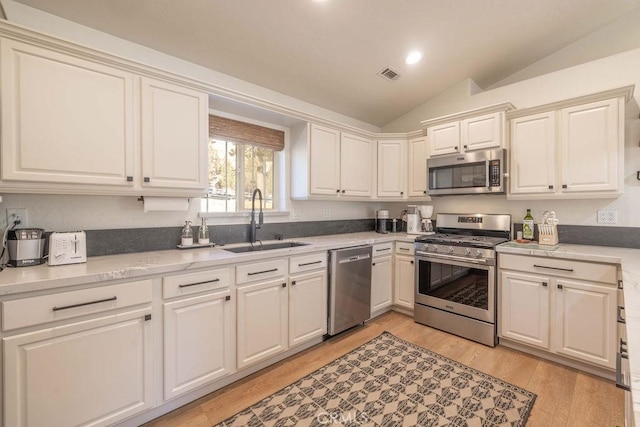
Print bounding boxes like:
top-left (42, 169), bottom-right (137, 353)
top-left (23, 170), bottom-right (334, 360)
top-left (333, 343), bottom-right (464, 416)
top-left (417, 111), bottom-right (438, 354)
top-left (405, 51), bottom-right (422, 65)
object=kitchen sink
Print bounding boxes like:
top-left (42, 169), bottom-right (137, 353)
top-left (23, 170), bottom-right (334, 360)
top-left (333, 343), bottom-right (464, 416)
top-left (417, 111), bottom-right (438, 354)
top-left (223, 241), bottom-right (310, 253)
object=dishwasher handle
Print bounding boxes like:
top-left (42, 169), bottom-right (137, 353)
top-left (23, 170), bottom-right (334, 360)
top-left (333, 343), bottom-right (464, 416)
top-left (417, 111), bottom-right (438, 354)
top-left (338, 253), bottom-right (371, 264)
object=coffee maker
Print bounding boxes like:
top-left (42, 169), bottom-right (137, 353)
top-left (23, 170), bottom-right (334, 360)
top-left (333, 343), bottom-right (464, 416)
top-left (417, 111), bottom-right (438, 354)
top-left (406, 205), bottom-right (435, 235)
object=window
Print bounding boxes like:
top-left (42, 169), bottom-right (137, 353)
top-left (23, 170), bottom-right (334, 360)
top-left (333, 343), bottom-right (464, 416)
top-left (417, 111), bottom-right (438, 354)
top-left (201, 114), bottom-right (284, 214)
top-left (202, 138), bottom-right (275, 212)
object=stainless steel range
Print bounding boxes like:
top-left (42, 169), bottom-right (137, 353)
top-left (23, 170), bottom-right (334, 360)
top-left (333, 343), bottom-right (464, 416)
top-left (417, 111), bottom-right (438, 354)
top-left (414, 213), bottom-right (511, 347)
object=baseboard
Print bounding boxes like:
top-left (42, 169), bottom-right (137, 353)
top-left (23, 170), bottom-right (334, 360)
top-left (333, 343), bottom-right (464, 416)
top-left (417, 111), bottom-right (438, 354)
top-left (499, 338), bottom-right (615, 381)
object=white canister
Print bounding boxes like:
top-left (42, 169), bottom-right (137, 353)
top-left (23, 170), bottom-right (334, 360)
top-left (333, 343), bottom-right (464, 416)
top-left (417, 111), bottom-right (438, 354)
top-left (406, 213), bottom-right (420, 234)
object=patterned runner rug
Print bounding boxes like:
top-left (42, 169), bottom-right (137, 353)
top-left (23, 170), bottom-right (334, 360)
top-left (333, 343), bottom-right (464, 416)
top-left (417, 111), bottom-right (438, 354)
top-left (217, 332), bottom-right (536, 426)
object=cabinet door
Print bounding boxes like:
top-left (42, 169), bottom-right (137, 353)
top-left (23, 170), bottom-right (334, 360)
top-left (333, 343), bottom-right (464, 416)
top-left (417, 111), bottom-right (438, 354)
top-left (553, 279), bottom-right (617, 369)
top-left (560, 98), bottom-right (620, 194)
top-left (3, 308), bottom-right (152, 427)
top-left (289, 270), bottom-right (327, 347)
top-left (394, 255), bottom-right (415, 309)
top-left (341, 133), bottom-right (373, 197)
top-left (407, 137), bottom-right (428, 197)
top-left (377, 140), bottom-right (405, 198)
top-left (237, 278), bottom-right (288, 369)
top-left (163, 289), bottom-right (234, 400)
top-left (499, 271), bottom-right (550, 349)
top-left (461, 112), bottom-right (502, 152)
top-left (509, 112), bottom-right (556, 195)
top-left (141, 77), bottom-right (208, 191)
top-left (0, 39), bottom-right (135, 187)
top-left (428, 122), bottom-right (460, 157)
top-left (309, 124), bottom-right (341, 196)
top-left (371, 256), bottom-right (393, 314)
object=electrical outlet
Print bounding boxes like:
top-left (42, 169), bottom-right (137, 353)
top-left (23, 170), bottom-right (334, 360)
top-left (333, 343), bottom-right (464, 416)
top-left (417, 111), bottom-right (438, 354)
top-left (292, 209), bottom-right (301, 219)
top-left (323, 208), bottom-right (331, 218)
top-left (597, 209), bottom-right (618, 224)
top-left (6, 208), bottom-right (27, 227)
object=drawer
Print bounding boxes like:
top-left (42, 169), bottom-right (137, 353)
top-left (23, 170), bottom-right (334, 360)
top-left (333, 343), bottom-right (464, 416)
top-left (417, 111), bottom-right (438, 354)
top-left (372, 242), bottom-right (393, 258)
top-left (163, 267), bottom-right (232, 299)
top-left (2, 279), bottom-right (152, 331)
top-left (289, 252), bottom-right (327, 274)
top-left (499, 253), bottom-right (617, 284)
top-left (395, 241), bottom-right (415, 256)
top-left (236, 258), bottom-right (288, 284)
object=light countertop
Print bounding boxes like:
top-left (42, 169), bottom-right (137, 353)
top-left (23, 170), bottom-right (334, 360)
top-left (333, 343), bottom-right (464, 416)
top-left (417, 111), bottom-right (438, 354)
top-left (0, 231), bottom-right (414, 295)
top-left (497, 241), bottom-right (640, 424)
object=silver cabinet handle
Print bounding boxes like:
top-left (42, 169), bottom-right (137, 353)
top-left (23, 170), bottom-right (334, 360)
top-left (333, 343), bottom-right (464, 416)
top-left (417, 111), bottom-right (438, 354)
top-left (248, 268), bottom-right (278, 276)
top-left (53, 296), bottom-right (117, 311)
top-left (375, 248), bottom-right (391, 252)
top-left (399, 247), bottom-right (410, 252)
top-left (179, 278), bottom-right (220, 288)
top-left (298, 261), bottom-right (322, 267)
top-left (533, 264), bottom-right (574, 272)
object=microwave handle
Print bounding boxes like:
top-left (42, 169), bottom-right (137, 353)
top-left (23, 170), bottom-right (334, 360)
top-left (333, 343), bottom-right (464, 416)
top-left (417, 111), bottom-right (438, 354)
top-left (485, 161), bottom-right (490, 188)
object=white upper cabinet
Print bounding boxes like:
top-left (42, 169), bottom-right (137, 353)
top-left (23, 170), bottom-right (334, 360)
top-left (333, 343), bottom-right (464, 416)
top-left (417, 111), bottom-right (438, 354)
top-left (0, 39), bottom-right (136, 188)
top-left (407, 136), bottom-right (429, 198)
top-left (377, 139), bottom-right (405, 198)
top-left (560, 99), bottom-right (620, 194)
top-left (422, 104), bottom-right (513, 158)
top-left (140, 77), bottom-right (208, 191)
top-left (509, 112), bottom-right (557, 195)
top-left (291, 123), bottom-right (373, 199)
top-left (507, 87), bottom-right (631, 199)
top-left (428, 122), bottom-right (460, 157)
top-left (0, 37), bottom-right (209, 196)
top-left (340, 132), bottom-right (373, 197)
top-left (308, 124), bottom-right (341, 196)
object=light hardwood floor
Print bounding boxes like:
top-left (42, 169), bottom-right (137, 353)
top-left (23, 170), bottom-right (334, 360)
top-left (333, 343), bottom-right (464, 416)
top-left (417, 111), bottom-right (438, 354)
top-left (144, 311), bottom-right (624, 427)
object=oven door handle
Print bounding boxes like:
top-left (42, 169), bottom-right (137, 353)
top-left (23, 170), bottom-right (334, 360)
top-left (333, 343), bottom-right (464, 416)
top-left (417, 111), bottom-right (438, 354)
top-left (416, 252), bottom-right (490, 265)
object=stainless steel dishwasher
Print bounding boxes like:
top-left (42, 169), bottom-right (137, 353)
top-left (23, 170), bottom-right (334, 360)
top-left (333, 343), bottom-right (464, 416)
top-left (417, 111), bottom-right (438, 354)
top-left (328, 245), bottom-right (372, 336)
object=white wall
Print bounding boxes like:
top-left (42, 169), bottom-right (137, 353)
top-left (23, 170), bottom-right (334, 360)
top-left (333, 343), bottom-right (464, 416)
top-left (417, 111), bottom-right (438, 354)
top-left (382, 48), bottom-right (640, 227)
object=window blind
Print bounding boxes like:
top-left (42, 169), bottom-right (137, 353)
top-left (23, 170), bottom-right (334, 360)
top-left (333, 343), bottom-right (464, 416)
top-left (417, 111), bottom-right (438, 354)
top-left (209, 115), bottom-right (284, 151)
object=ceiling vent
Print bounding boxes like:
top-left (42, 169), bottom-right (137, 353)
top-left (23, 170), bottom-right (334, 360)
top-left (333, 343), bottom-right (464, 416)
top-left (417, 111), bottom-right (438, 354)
top-left (378, 67), bottom-right (400, 82)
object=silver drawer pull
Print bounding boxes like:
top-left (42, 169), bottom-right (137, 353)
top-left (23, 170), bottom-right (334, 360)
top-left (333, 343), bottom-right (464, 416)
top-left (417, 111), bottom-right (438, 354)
top-left (248, 268), bottom-right (278, 276)
top-left (179, 279), bottom-right (220, 288)
top-left (298, 261), bottom-right (322, 267)
top-left (53, 296), bottom-right (117, 311)
top-left (533, 264), bottom-right (574, 272)
top-left (616, 352), bottom-right (631, 391)
top-left (375, 248), bottom-right (391, 252)
top-left (398, 247), bottom-right (410, 251)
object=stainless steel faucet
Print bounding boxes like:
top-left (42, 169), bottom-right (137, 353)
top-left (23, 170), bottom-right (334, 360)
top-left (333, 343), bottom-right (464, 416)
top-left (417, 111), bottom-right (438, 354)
top-left (249, 188), bottom-right (263, 244)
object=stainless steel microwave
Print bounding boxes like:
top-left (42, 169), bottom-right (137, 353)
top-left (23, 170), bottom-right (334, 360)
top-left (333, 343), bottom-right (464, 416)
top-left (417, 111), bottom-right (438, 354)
top-left (427, 148), bottom-right (506, 196)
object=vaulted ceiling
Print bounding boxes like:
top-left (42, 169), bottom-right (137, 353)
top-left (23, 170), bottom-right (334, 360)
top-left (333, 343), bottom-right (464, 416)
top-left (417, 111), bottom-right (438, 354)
top-left (7, 0), bottom-right (640, 126)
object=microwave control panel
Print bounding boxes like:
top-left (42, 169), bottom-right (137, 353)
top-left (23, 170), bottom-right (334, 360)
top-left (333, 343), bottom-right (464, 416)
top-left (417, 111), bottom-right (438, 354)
top-left (488, 160), bottom-right (501, 187)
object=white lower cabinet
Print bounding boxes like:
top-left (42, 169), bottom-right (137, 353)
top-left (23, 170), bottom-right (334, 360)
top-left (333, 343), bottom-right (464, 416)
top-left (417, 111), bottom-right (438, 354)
top-left (3, 308), bottom-right (153, 427)
top-left (289, 269), bottom-right (327, 347)
top-left (163, 289), bottom-right (235, 400)
top-left (236, 278), bottom-right (289, 369)
top-left (371, 243), bottom-right (393, 315)
top-left (393, 242), bottom-right (415, 310)
top-left (499, 253), bottom-right (617, 370)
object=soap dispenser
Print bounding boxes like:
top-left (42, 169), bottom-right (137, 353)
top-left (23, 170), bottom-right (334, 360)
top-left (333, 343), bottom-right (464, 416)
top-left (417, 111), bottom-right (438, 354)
top-left (198, 217), bottom-right (210, 244)
top-left (181, 220), bottom-right (193, 246)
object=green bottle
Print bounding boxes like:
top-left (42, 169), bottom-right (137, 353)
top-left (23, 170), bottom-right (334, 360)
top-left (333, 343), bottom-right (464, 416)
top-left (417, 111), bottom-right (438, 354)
top-left (523, 209), bottom-right (534, 240)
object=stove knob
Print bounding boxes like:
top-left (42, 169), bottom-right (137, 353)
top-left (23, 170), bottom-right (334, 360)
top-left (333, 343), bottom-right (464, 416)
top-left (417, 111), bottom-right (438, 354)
top-left (448, 246), bottom-right (454, 253)
top-left (475, 249), bottom-right (482, 258)
top-left (465, 248), bottom-right (471, 256)
top-left (431, 245), bottom-right (438, 252)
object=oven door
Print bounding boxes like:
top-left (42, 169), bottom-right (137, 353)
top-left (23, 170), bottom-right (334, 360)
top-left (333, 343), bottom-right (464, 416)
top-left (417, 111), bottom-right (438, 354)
top-left (415, 253), bottom-right (495, 323)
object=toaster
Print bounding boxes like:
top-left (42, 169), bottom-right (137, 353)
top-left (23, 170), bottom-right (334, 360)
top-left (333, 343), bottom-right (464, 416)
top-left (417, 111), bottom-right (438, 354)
top-left (7, 228), bottom-right (46, 267)
top-left (48, 231), bottom-right (87, 266)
